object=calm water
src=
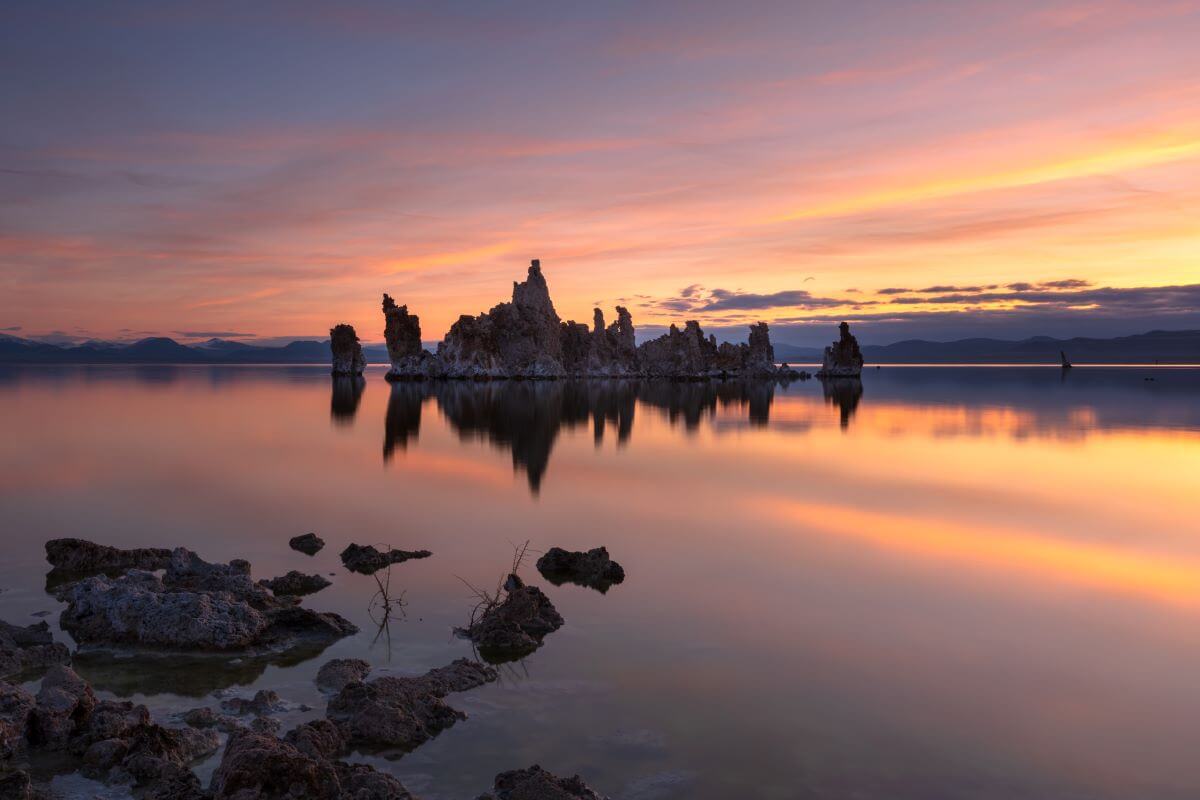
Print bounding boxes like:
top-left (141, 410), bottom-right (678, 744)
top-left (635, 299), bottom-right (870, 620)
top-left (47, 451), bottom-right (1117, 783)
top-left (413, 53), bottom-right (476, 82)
top-left (2, 365), bottom-right (1199, 799)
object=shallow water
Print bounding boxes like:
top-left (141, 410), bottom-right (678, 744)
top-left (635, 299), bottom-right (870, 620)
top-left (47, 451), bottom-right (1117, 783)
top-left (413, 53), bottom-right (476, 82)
top-left (2, 364), bottom-right (1199, 799)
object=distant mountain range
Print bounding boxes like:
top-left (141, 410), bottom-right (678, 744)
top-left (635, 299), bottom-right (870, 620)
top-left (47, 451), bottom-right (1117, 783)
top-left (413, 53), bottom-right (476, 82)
top-left (773, 329), bottom-right (1200, 364)
top-left (2, 330), bottom-right (1197, 365)
top-left (0, 334), bottom-right (390, 365)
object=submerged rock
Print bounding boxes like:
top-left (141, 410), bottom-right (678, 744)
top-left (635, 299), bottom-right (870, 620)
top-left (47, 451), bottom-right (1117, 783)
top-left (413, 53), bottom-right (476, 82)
top-left (817, 321), bottom-right (864, 378)
top-left (315, 659), bottom-right (371, 695)
top-left (459, 575), bottom-right (564, 662)
top-left (329, 324), bottom-right (366, 376)
top-left (182, 707), bottom-right (242, 734)
top-left (288, 533), bottom-right (325, 556)
top-left (339, 544), bottom-right (432, 576)
top-left (326, 658), bottom-right (496, 750)
top-left (535, 548), bottom-right (625, 592)
top-left (0, 620), bottom-right (70, 680)
top-left (258, 571), bottom-right (331, 598)
top-left (476, 764), bottom-right (608, 800)
top-left (44, 538), bottom-right (172, 585)
top-left (220, 689), bottom-right (284, 718)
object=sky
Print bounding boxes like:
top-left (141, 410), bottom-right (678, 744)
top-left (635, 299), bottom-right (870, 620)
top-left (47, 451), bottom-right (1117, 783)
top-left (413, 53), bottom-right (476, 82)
top-left (2, 0), bottom-right (1200, 348)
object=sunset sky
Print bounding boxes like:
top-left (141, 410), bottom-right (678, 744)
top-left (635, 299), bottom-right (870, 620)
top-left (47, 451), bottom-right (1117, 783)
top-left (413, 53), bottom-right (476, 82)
top-left (3, 1), bottom-right (1200, 347)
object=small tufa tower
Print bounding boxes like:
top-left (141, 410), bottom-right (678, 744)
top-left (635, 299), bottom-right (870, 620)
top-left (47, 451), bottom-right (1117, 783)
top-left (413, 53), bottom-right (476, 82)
top-left (816, 321), bottom-right (864, 378)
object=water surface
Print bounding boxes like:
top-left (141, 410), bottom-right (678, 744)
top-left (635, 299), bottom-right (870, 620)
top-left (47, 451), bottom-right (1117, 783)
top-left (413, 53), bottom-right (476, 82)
top-left (1, 365), bottom-right (1198, 799)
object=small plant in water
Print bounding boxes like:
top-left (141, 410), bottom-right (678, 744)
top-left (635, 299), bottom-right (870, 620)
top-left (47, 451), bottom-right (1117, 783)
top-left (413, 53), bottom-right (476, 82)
top-left (368, 565), bottom-right (407, 659)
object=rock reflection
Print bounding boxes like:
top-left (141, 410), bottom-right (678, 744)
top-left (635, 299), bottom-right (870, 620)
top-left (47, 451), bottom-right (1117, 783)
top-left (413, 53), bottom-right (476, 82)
top-left (820, 378), bottom-right (863, 429)
top-left (330, 375), bottom-right (365, 425)
top-left (383, 382), bottom-right (424, 460)
top-left (381, 380), bottom-right (788, 493)
top-left (71, 643), bottom-right (337, 697)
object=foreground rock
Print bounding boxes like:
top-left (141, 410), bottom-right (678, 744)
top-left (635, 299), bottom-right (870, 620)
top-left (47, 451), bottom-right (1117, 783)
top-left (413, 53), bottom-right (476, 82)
top-left (535, 548), bottom-right (625, 592)
top-left (326, 659), bottom-right (496, 750)
top-left (817, 321), bottom-right (864, 378)
top-left (383, 259), bottom-right (801, 380)
top-left (476, 765), bottom-right (608, 800)
top-left (3, 666), bottom-right (219, 797)
top-left (44, 538), bottom-right (172, 585)
top-left (211, 727), bottom-right (415, 800)
top-left (0, 620), bottom-right (70, 680)
top-left (315, 659), bottom-right (371, 695)
top-left (58, 547), bottom-right (356, 652)
top-left (288, 533), bottom-right (325, 555)
top-left (0, 682), bottom-right (35, 759)
top-left (339, 544), bottom-right (432, 575)
top-left (329, 324), bottom-right (366, 376)
top-left (459, 575), bottom-right (563, 662)
top-left (258, 571), bottom-right (331, 598)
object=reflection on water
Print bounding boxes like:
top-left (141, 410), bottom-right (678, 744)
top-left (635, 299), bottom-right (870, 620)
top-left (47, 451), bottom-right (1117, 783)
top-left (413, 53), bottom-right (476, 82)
top-left (383, 382), bottom-right (423, 460)
top-left (70, 642), bottom-right (340, 698)
top-left (354, 367), bottom-right (1199, 494)
top-left (379, 380), bottom-right (781, 492)
top-left (2, 365), bottom-right (1200, 800)
top-left (821, 377), bottom-right (863, 428)
top-left (330, 375), bottom-right (365, 424)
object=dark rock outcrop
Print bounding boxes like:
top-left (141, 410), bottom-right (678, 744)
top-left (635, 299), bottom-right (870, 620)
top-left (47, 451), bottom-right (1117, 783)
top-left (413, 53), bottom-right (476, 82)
top-left (288, 533), bottom-right (325, 555)
top-left (383, 260), bottom-right (797, 380)
top-left (210, 729), bottom-right (341, 799)
top-left (258, 571), bottom-right (331, 598)
top-left (58, 548), bottom-right (356, 653)
top-left (0, 682), bottom-right (35, 760)
top-left (325, 658), bottom-right (496, 750)
top-left (535, 548), bottom-right (625, 592)
top-left (315, 659), bottom-right (371, 695)
top-left (0, 621), bottom-right (70, 680)
top-left (30, 665), bottom-right (96, 749)
top-left (210, 727), bottom-right (415, 800)
top-left (339, 544), bottom-right (431, 576)
top-left (329, 324), bottom-right (366, 376)
top-left (817, 321), bottom-right (864, 377)
top-left (283, 719), bottom-right (346, 760)
top-left (0, 769), bottom-right (37, 800)
top-left (459, 575), bottom-right (563, 662)
top-left (476, 764), bottom-right (608, 800)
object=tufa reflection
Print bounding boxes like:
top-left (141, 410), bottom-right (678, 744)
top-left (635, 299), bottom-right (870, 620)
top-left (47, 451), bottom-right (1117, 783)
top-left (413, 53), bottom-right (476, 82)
top-left (820, 378), bottom-right (863, 430)
top-left (379, 380), bottom-right (794, 494)
top-left (330, 375), bottom-right (365, 425)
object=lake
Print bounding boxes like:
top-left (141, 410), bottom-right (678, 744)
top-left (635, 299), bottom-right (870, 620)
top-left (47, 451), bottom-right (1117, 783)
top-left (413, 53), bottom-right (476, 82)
top-left (2, 364), bottom-right (1199, 799)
